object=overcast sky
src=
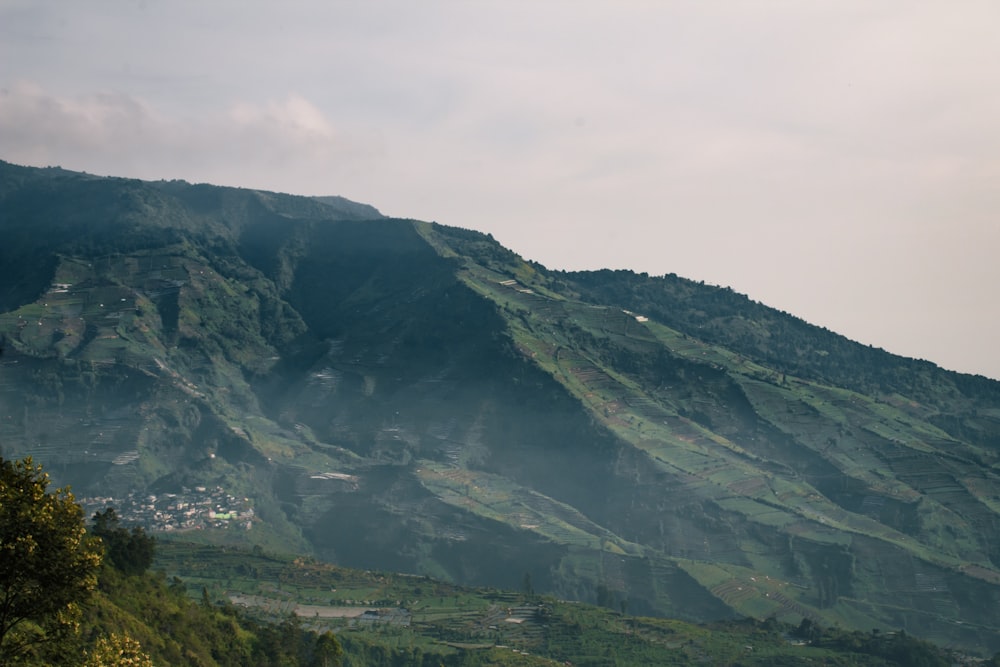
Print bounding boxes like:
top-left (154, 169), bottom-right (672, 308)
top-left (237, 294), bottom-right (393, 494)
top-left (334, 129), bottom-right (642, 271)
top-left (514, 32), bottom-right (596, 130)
top-left (2, 1), bottom-right (999, 379)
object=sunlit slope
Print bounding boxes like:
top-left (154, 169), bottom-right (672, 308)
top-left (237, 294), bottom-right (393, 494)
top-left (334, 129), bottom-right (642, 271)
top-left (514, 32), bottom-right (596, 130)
top-left (417, 222), bottom-right (1000, 650)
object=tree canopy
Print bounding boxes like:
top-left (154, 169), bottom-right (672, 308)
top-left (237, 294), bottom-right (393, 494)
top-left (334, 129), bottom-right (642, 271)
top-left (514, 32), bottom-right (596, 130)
top-left (91, 508), bottom-right (156, 576)
top-left (0, 456), bottom-right (103, 663)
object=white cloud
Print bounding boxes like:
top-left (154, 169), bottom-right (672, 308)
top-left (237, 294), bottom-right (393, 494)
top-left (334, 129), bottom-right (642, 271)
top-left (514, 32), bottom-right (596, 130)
top-left (0, 82), bottom-right (378, 191)
top-left (230, 94), bottom-right (335, 142)
top-left (0, 82), bottom-right (159, 160)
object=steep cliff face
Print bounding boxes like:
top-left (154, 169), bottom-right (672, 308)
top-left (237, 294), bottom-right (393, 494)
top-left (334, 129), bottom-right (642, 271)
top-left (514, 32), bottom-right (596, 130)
top-left (1, 161), bottom-right (999, 653)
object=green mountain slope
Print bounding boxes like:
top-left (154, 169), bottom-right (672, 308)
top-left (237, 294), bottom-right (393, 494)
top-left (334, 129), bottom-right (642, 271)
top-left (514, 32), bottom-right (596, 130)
top-left (1, 160), bottom-right (998, 654)
top-left (42, 536), bottom-right (963, 666)
top-left (153, 540), bottom-right (960, 667)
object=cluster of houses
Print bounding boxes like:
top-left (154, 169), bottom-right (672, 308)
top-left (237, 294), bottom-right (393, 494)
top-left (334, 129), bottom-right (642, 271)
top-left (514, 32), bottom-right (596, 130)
top-left (80, 486), bottom-right (255, 533)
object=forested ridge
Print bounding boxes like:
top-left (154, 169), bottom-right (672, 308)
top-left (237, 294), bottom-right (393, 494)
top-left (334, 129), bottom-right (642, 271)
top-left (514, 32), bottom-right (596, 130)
top-left (563, 268), bottom-right (1000, 406)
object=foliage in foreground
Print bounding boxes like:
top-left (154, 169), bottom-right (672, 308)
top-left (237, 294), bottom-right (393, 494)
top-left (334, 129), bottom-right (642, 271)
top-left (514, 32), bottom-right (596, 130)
top-left (0, 457), bottom-right (103, 664)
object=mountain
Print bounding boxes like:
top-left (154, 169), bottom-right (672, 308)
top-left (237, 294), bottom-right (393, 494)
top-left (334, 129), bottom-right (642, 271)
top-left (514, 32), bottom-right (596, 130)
top-left (1, 160), bottom-right (999, 655)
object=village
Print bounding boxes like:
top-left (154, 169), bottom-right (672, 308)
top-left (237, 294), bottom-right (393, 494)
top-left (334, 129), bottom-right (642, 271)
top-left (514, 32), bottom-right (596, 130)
top-left (79, 485), bottom-right (255, 533)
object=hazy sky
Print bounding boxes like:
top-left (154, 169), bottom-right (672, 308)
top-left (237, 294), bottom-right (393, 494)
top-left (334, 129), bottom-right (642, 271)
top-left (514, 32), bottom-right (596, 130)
top-left (3, 1), bottom-right (999, 379)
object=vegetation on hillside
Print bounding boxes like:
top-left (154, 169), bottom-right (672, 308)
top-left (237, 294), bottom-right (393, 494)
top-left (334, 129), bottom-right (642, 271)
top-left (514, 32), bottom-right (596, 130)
top-left (0, 454), bottom-right (345, 666)
top-left (562, 268), bottom-right (1000, 426)
top-left (153, 539), bottom-right (965, 666)
top-left (0, 457), bottom-right (102, 663)
top-left (2, 160), bottom-right (1000, 656)
top-left (7, 453), bottom-right (963, 666)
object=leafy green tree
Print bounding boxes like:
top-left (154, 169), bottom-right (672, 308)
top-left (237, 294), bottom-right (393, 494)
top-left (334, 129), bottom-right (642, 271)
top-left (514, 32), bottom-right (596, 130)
top-left (311, 631), bottom-right (343, 667)
top-left (0, 457), bottom-right (103, 663)
top-left (90, 508), bottom-right (156, 576)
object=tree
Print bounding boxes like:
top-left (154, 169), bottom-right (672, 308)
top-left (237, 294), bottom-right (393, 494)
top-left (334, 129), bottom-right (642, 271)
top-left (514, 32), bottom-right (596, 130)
top-left (312, 631), bottom-right (343, 667)
top-left (90, 508), bottom-right (156, 576)
top-left (0, 457), bottom-right (103, 662)
top-left (793, 617), bottom-right (821, 643)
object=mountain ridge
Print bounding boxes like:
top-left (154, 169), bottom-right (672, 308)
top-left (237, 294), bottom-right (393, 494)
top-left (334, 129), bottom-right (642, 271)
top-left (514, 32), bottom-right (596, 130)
top-left (1, 160), bottom-right (998, 654)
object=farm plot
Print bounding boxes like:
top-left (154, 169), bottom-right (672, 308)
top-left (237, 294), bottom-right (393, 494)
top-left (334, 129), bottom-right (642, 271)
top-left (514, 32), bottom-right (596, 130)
top-left (680, 559), bottom-right (824, 623)
top-left (416, 462), bottom-right (637, 554)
